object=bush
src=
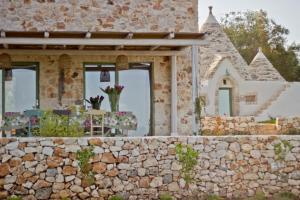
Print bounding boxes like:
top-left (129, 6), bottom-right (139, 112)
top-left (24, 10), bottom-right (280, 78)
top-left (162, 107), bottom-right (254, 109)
top-left (207, 194), bottom-right (224, 200)
top-left (159, 193), bottom-right (173, 200)
top-left (7, 196), bottom-right (22, 200)
top-left (109, 195), bottom-right (124, 200)
top-left (245, 191), bottom-right (266, 200)
top-left (273, 192), bottom-right (297, 200)
top-left (34, 111), bottom-right (84, 137)
top-left (175, 143), bottom-right (199, 185)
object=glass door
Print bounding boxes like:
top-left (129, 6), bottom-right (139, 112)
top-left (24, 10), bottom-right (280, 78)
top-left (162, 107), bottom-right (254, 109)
top-left (84, 63), bottom-right (152, 136)
top-left (218, 88), bottom-right (232, 116)
top-left (119, 68), bottom-right (151, 136)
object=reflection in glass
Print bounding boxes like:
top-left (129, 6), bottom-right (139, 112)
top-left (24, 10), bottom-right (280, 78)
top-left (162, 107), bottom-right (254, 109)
top-left (119, 69), bottom-right (151, 136)
top-left (5, 68), bottom-right (37, 112)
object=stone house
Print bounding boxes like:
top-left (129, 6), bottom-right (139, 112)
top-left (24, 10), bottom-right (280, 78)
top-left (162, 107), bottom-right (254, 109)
top-left (199, 7), bottom-right (300, 121)
top-left (0, 1), bottom-right (299, 137)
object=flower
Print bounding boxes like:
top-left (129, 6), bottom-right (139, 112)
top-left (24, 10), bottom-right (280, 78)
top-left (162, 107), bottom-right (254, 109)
top-left (101, 85), bottom-right (124, 95)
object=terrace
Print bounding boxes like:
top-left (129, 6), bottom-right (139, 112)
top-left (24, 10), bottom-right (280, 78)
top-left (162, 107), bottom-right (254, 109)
top-left (0, 30), bottom-right (206, 138)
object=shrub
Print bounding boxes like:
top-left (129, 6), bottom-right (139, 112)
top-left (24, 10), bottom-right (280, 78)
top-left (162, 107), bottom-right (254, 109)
top-left (34, 111), bottom-right (84, 137)
top-left (274, 140), bottom-right (293, 160)
top-left (245, 191), bottom-right (266, 200)
top-left (207, 194), bottom-right (224, 200)
top-left (159, 193), bottom-right (173, 200)
top-left (109, 195), bottom-right (124, 200)
top-left (76, 146), bottom-right (95, 186)
top-left (175, 143), bottom-right (199, 186)
top-left (273, 192), bottom-right (297, 200)
top-left (7, 196), bottom-right (22, 200)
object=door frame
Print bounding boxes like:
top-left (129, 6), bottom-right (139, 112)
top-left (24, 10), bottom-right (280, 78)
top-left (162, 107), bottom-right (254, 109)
top-left (83, 62), bottom-right (154, 136)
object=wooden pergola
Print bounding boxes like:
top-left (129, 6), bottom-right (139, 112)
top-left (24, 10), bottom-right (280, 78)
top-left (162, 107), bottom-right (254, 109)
top-left (0, 30), bottom-right (206, 135)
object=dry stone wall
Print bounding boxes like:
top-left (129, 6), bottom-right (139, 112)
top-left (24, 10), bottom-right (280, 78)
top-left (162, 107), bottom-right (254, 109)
top-left (277, 117), bottom-right (300, 134)
top-left (1, 136), bottom-right (300, 199)
top-left (201, 117), bottom-right (300, 135)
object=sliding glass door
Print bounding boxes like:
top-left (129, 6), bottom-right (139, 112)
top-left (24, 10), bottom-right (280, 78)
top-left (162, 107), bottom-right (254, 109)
top-left (1, 63), bottom-right (39, 116)
top-left (118, 68), bottom-right (151, 136)
top-left (84, 63), bottom-right (152, 136)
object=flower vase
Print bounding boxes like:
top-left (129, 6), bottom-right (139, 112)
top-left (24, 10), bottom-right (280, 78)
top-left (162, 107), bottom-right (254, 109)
top-left (109, 93), bottom-right (120, 112)
top-left (91, 102), bottom-right (100, 110)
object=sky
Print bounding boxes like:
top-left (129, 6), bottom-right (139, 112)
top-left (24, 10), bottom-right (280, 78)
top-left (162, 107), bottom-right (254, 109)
top-left (198, 0), bottom-right (300, 45)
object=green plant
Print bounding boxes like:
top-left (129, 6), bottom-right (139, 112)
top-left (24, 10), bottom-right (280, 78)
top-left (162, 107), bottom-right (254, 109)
top-left (34, 111), bottom-right (84, 137)
top-left (207, 194), bottom-right (224, 200)
top-left (195, 96), bottom-right (206, 121)
top-left (7, 196), bottom-right (22, 200)
top-left (273, 192), bottom-right (297, 200)
top-left (159, 193), bottom-right (173, 200)
top-left (274, 140), bottom-right (293, 160)
top-left (175, 143), bottom-right (199, 186)
top-left (76, 146), bottom-right (95, 185)
top-left (109, 195), bottom-right (124, 200)
top-left (245, 191), bottom-right (266, 200)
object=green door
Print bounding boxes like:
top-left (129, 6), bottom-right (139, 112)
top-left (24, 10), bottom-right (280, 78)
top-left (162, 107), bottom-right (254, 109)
top-left (218, 88), bottom-right (232, 116)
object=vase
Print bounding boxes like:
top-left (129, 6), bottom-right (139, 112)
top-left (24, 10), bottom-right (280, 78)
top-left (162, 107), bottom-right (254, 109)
top-left (91, 102), bottom-right (100, 110)
top-left (109, 93), bottom-right (120, 112)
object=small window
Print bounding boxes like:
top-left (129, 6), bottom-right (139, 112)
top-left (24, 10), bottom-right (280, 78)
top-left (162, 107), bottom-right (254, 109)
top-left (223, 79), bottom-right (227, 85)
top-left (244, 95), bottom-right (257, 104)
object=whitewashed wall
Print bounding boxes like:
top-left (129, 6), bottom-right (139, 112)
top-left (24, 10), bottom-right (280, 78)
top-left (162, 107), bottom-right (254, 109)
top-left (199, 58), bottom-right (299, 119)
top-left (257, 82), bottom-right (300, 120)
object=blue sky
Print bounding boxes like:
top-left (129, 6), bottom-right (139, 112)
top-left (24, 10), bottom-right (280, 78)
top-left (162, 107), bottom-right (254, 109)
top-left (198, 0), bottom-right (300, 45)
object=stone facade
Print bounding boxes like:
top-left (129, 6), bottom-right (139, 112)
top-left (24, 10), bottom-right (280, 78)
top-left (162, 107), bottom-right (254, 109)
top-left (1, 136), bottom-right (300, 199)
top-left (9, 54), bottom-right (174, 136)
top-left (0, 0), bottom-right (198, 32)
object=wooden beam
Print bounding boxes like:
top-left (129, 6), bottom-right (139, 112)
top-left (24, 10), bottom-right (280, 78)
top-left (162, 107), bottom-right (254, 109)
top-left (1, 31), bottom-right (8, 49)
top-left (0, 49), bottom-right (184, 56)
top-left (150, 32), bottom-right (175, 51)
top-left (42, 32), bottom-right (49, 50)
top-left (115, 32), bottom-right (134, 50)
top-left (0, 37), bottom-right (206, 46)
top-left (79, 32), bottom-right (92, 50)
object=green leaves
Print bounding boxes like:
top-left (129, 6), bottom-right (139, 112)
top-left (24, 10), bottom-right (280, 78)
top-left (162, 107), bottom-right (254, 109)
top-left (221, 10), bottom-right (300, 81)
top-left (175, 143), bottom-right (199, 185)
top-left (274, 140), bottom-right (293, 160)
top-left (34, 111), bottom-right (84, 137)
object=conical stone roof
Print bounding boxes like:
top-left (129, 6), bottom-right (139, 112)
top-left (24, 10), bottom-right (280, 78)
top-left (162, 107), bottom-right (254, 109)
top-left (199, 6), bottom-right (251, 80)
top-left (249, 48), bottom-right (285, 81)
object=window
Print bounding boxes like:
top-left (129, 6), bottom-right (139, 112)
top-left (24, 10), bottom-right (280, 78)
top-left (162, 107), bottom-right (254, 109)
top-left (84, 63), bottom-right (152, 136)
top-left (0, 63), bottom-right (39, 117)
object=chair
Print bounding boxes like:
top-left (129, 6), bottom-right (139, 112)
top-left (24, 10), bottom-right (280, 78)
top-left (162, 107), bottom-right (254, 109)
top-left (24, 109), bottom-right (43, 137)
top-left (87, 109), bottom-right (105, 136)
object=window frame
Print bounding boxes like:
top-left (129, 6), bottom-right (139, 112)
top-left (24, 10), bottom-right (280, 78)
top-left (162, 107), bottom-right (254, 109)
top-left (1, 62), bottom-right (40, 115)
top-left (83, 62), bottom-right (154, 136)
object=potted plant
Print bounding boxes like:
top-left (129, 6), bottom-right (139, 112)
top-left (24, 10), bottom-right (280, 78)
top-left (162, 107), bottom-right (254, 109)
top-left (85, 95), bottom-right (104, 110)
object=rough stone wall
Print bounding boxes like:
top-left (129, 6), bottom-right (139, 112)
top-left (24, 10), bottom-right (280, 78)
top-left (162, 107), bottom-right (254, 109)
top-left (9, 54), bottom-right (172, 136)
top-left (1, 136), bottom-right (300, 199)
top-left (0, 0), bottom-right (198, 32)
top-left (277, 117), bottom-right (300, 134)
top-left (201, 117), bottom-right (300, 135)
top-left (201, 116), bottom-right (256, 135)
